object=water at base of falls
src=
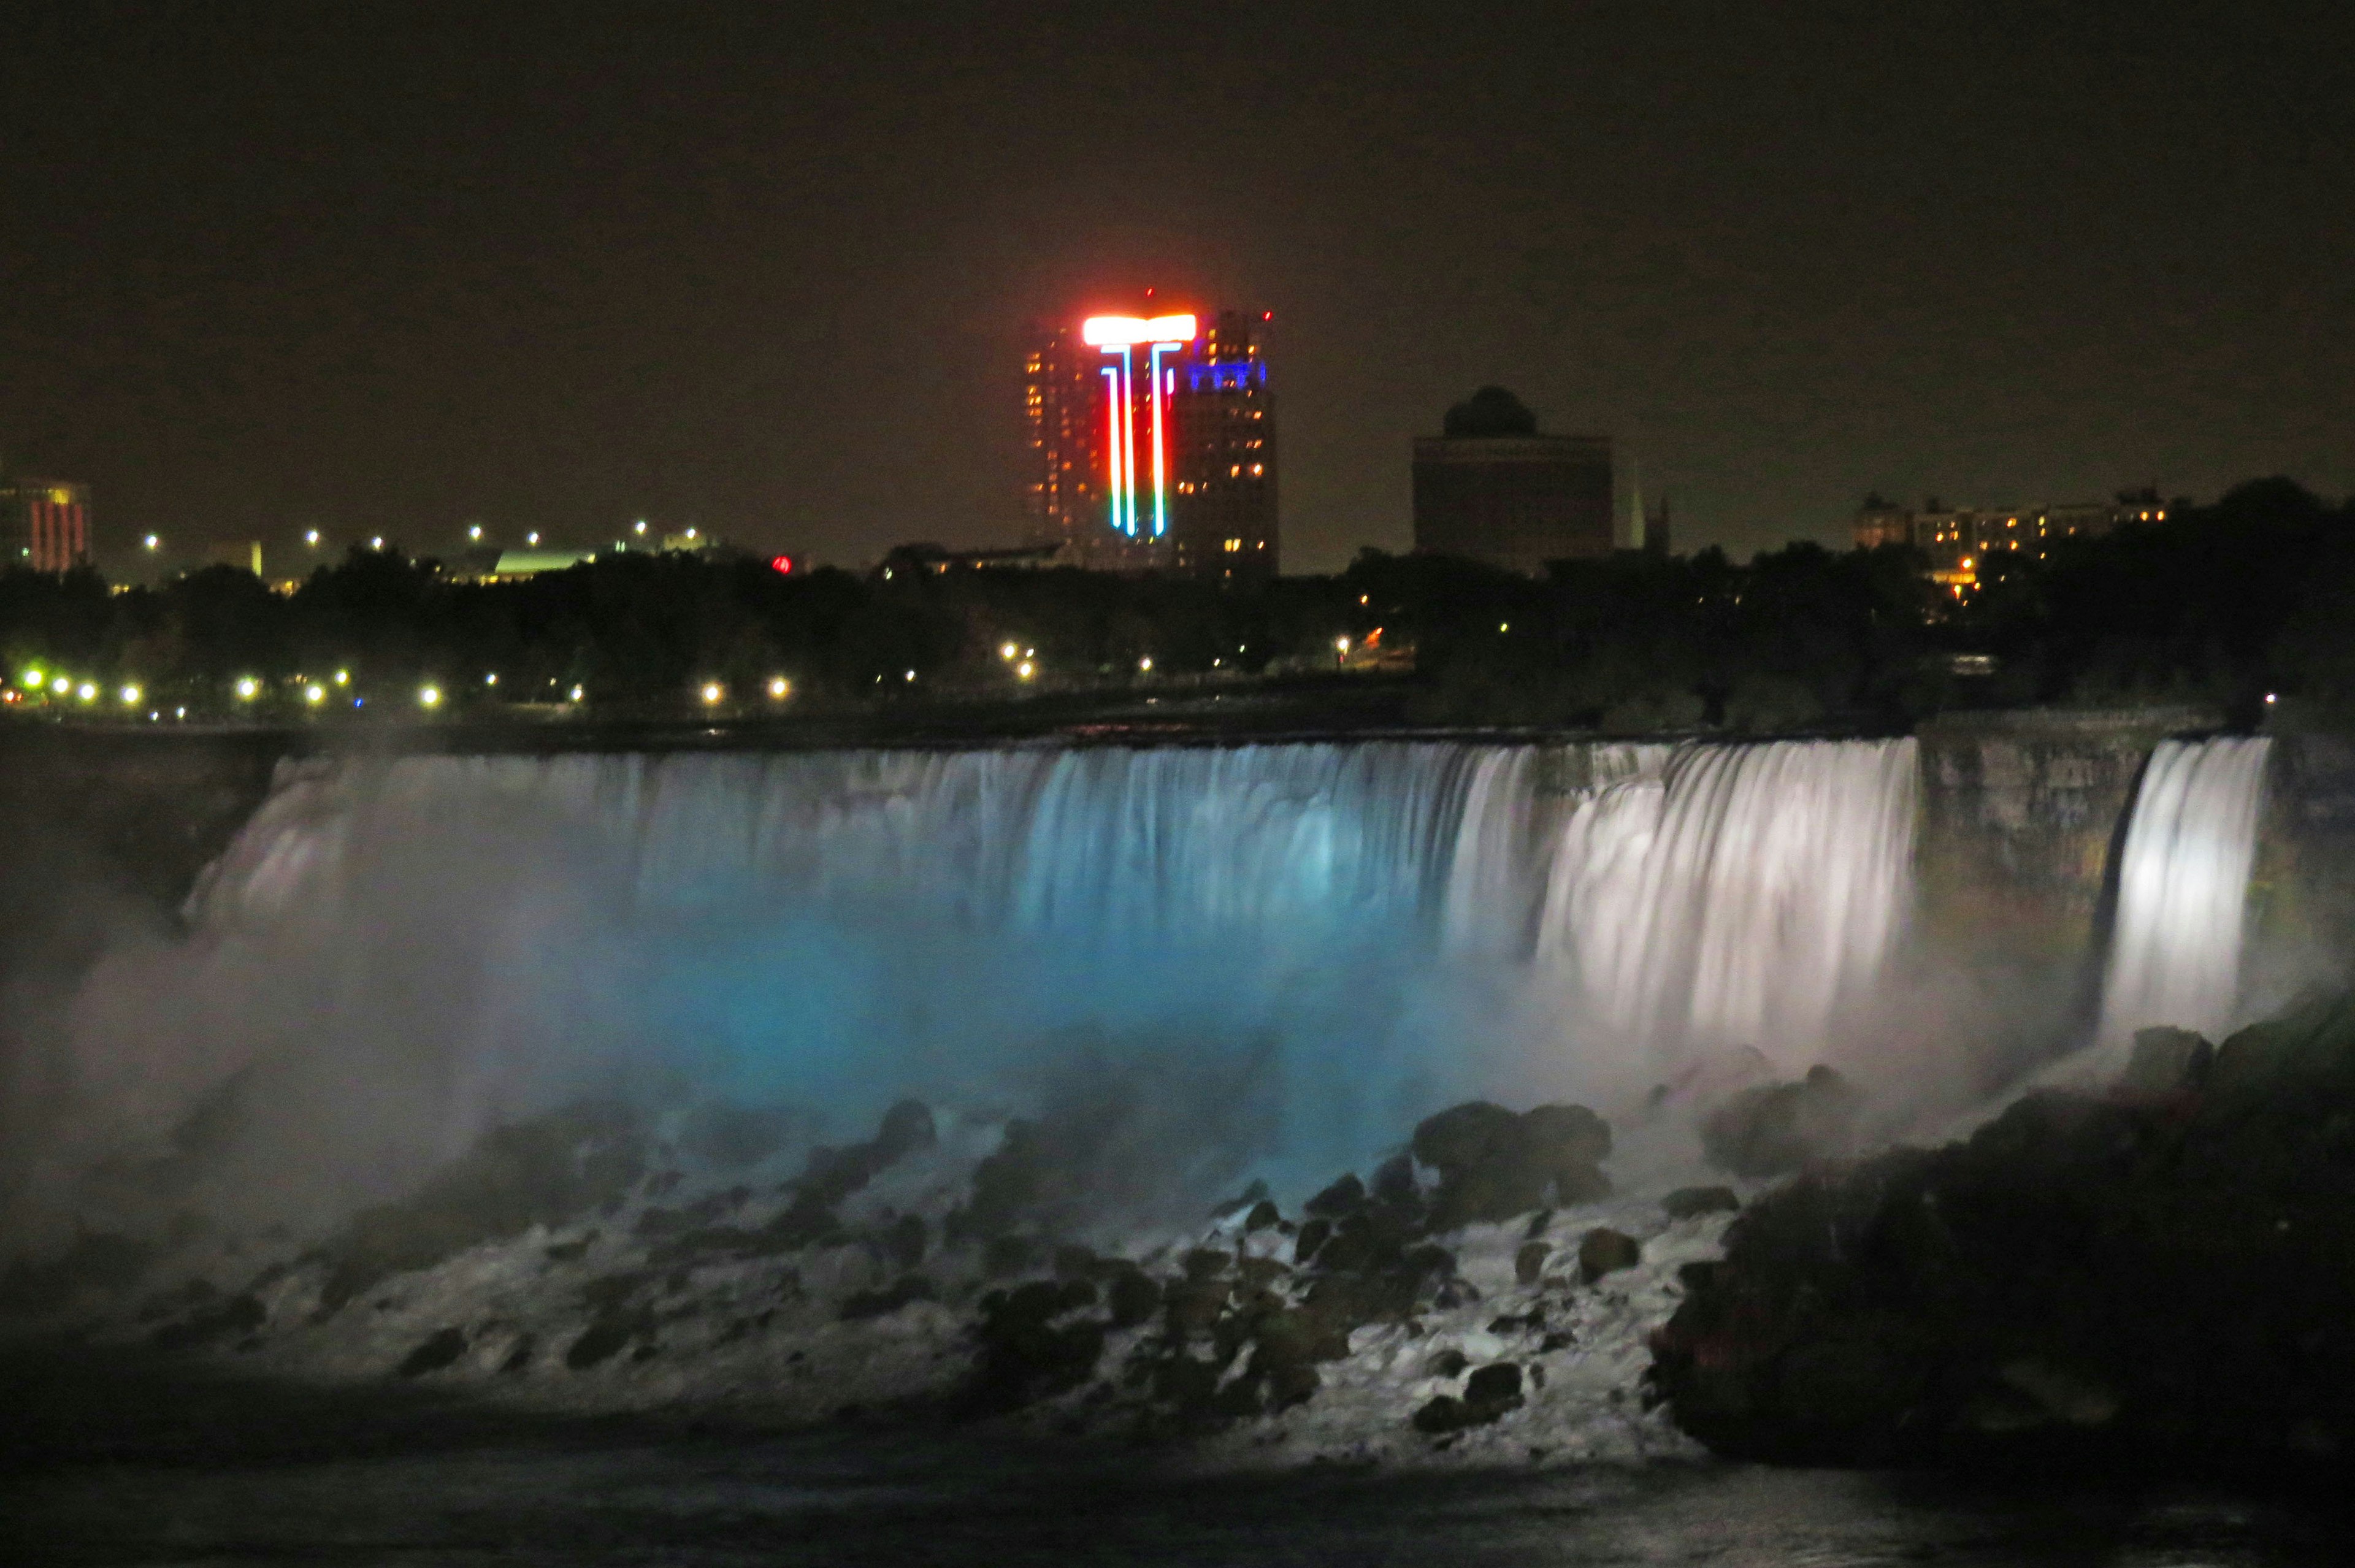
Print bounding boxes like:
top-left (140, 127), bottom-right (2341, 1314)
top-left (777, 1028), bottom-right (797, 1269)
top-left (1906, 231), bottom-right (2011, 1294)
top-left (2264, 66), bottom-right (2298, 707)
top-left (20, 738), bottom-right (1921, 1238)
top-left (2098, 735), bottom-right (2273, 1046)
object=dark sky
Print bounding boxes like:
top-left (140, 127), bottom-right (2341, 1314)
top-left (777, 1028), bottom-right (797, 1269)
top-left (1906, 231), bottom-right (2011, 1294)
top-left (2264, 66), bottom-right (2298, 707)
top-left (2, 2), bottom-right (2348, 572)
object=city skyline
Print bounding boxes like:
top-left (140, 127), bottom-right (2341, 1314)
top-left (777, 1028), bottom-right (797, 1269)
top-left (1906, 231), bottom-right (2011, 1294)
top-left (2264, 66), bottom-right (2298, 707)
top-left (0, 4), bottom-right (2348, 573)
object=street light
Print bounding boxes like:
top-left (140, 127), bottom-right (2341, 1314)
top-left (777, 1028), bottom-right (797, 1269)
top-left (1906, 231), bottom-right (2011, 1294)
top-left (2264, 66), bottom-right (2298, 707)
top-left (305, 530), bottom-right (321, 546)
top-left (144, 535), bottom-right (160, 551)
top-left (418, 684), bottom-right (442, 708)
top-left (119, 684), bottom-right (142, 705)
top-left (234, 676), bottom-right (260, 701)
top-left (767, 676), bottom-right (790, 699)
top-left (700, 682), bottom-right (724, 705)
top-left (304, 684), bottom-right (326, 705)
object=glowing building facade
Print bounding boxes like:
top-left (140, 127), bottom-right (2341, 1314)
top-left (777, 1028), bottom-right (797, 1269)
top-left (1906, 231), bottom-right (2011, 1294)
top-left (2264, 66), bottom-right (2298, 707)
top-left (1023, 307), bottom-right (1277, 583)
top-left (0, 477), bottom-right (91, 572)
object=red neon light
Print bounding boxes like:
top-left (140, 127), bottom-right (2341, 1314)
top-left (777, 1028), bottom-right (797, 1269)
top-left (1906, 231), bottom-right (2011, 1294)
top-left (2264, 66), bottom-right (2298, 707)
top-left (770, 554), bottom-right (794, 574)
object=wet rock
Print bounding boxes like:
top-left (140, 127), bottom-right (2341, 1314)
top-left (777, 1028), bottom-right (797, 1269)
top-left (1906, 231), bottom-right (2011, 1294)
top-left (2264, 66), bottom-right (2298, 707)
top-left (564, 1315), bottom-right (638, 1371)
top-left (839, 1274), bottom-right (936, 1321)
top-left (1306, 1173), bottom-right (1366, 1217)
top-left (960, 1279), bottom-right (1106, 1417)
top-left (1213, 1179), bottom-right (1272, 1218)
top-left (1428, 1347), bottom-right (1469, 1379)
top-left (676, 1102), bottom-right (803, 1171)
top-left (982, 1234), bottom-right (1043, 1277)
top-left (148, 1291), bottom-right (266, 1352)
top-left (1182, 1247), bottom-right (1233, 1281)
top-left (396, 1326), bottom-right (469, 1378)
top-left (1465, 1361), bottom-right (1523, 1410)
top-left (1577, 1228), bottom-right (1641, 1283)
top-left (1515, 1241), bottom-right (1552, 1285)
top-left (1663, 1185), bottom-right (1741, 1220)
top-left (543, 1233), bottom-right (597, 1263)
top-left (1106, 1268), bottom-right (1162, 1328)
top-left (1, 1231), bottom-right (156, 1315)
top-left (1244, 1199), bottom-right (1282, 1233)
top-left (1293, 1217), bottom-right (1331, 1264)
top-left (315, 1101), bottom-right (647, 1314)
top-left (2121, 1027), bottom-right (2213, 1096)
top-left (886, 1214), bottom-right (929, 1271)
top-left (1413, 1364), bottom-right (1522, 1434)
top-left (1699, 1065), bottom-right (1861, 1179)
top-left (1650, 992), bottom-right (2355, 1473)
top-left (1412, 1101), bottom-right (1614, 1229)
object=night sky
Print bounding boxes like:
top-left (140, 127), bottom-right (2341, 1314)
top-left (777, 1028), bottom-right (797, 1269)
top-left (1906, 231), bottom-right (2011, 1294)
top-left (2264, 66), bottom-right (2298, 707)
top-left (2, 2), bottom-right (2348, 572)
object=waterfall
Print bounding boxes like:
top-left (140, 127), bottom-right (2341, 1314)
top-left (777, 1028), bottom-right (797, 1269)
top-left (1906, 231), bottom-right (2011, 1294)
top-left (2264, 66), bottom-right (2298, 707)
top-left (31, 736), bottom-right (1930, 1237)
top-left (1533, 740), bottom-right (1920, 1058)
top-left (2098, 736), bottom-right (2272, 1045)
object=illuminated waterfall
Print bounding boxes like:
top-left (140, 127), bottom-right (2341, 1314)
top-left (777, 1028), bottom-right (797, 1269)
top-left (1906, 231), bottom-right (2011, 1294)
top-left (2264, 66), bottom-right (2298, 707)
top-left (1533, 740), bottom-right (1920, 1055)
top-left (2098, 736), bottom-right (2272, 1044)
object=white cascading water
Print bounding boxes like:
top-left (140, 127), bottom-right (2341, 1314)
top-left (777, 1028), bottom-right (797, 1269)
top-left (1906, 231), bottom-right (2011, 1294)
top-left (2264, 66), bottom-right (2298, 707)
top-left (2097, 736), bottom-right (2272, 1045)
top-left (1534, 740), bottom-right (1920, 1061)
top-left (23, 737), bottom-right (1925, 1237)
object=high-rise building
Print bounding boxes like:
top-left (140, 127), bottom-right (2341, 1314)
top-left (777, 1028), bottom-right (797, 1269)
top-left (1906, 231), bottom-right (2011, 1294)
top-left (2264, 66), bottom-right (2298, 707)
top-left (1022, 305), bottom-right (1278, 583)
top-left (1412, 388), bottom-right (1612, 574)
top-left (0, 476), bottom-right (91, 572)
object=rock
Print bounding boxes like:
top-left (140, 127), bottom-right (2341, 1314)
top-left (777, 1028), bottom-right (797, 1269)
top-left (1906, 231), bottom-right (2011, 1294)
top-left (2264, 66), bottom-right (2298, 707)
top-left (2121, 1027), bottom-right (2213, 1096)
top-left (838, 1274), bottom-right (935, 1321)
top-left (1428, 1346), bottom-right (1469, 1378)
top-left (1412, 1394), bottom-right (1469, 1433)
top-left (396, 1326), bottom-right (469, 1377)
top-left (1213, 1179), bottom-right (1272, 1218)
top-left (1650, 992), bottom-right (2355, 1473)
top-left (982, 1235), bottom-right (1041, 1277)
top-left (1515, 1241), bottom-right (1552, 1285)
top-left (1412, 1362), bottom-right (1524, 1433)
top-left (1293, 1217), bottom-right (1331, 1264)
top-left (312, 1101), bottom-right (648, 1314)
top-left (148, 1291), bottom-right (266, 1352)
top-left (1243, 1199), bottom-right (1282, 1233)
top-left (1305, 1173), bottom-right (1366, 1217)
top-left (1577, 1227), bottom-right (1641, 1283)
top-left (960, 1279), bottom-right (1106, 1417)
top-left (1699, 1065), bottom-right (1862, 1179)
top-left (1106, 1268), bottom-right (1161, 1328)
top-left (886, 1214), bottom-right (929, 1271)
top-left (1465, 1361), bottom-right (1523, 1409)
top-left (1412, 1101), bottom-right (1615, 1228)
top-left (564, 1316), bottom-right (637, 1370)
top-left (1663, 1185), bottom-right (1741, 1220)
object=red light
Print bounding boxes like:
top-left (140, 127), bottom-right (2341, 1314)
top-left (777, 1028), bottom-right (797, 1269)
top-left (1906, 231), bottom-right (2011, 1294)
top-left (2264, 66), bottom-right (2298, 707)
top-left (770, 554), bottom-right (794, 575)
top-left (1261, 312), bottom-right (1271, 321)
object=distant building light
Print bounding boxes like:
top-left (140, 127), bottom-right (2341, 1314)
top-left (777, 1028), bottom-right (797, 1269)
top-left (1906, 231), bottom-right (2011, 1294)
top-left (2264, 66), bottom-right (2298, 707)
top-left (1138, 656), bottom-right (1153, 672)
top-left (1016, 660), bottom-right (1035, 680)
top-left (634, 521), bottom-right (648, 534)
top-left (1000, 642), bottom-right (1018, 660)
top-left (767, 676), bottom-right (790, 699)
top-left (468, 526), bottom-right (483, 540)
top-left (418, 684), bottom-right (442, 708)
top-left (701, 682), bottom-right (724, 705)
top-left (904, 669), bottom-right (917, 682)
top-left (144, 534), bottom-right (160, 551)
top-left (484, 672), bottom-right (497, 686)
top-left (50, 673), bottom-right (70, 692)
top-left (570, 684), bottom-right (585, 702)
top-left (304, 684), bottom-right (326, 705)
top-left (118, 684), bottom-right (141, 705)
top-left (305, 530), bottom-right (320, 546)
top-left (770, 554), bottom-right (794, 574)
top-left (334, 669), bottom-right (350, 684)
top-left (527, 532), bottom-right (540, 546)
top-left (370, 536), bottom-right (385, 549)
top-left (75, 682), bottom-right (97, 702)
top-left (234, 676), bottom-right (259, 700)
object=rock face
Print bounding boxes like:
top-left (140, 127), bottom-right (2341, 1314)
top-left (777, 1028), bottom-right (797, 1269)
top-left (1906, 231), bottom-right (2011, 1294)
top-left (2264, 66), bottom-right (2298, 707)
top-left (1650, 995), bottom-right (2355, 1474)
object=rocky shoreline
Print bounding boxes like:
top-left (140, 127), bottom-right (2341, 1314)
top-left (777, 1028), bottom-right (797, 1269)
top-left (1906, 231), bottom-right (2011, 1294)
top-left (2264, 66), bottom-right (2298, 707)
top-left (1650, 995), bottom-right (2355, 1480)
